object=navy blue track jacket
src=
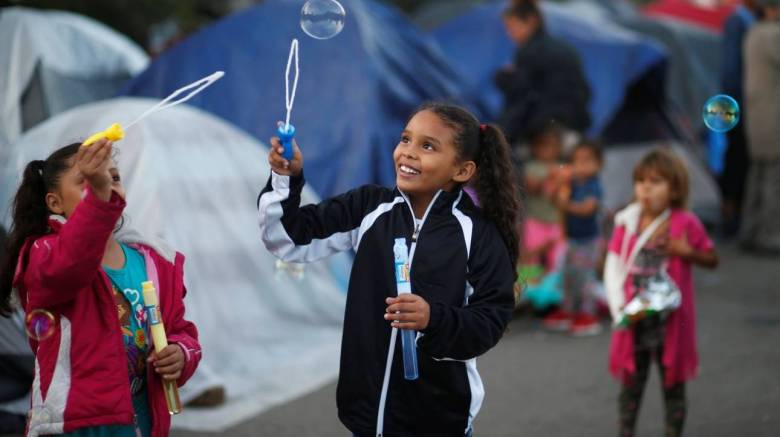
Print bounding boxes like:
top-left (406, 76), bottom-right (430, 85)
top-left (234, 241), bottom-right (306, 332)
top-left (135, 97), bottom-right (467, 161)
top-left (258, 172), bottom-right (515, 436)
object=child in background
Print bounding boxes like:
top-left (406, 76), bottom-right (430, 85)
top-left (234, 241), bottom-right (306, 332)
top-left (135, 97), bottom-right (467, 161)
top-left (0, 140), bottom-right (200, 437)
top-left (522, 123), bottom-right (566, 272)
top-left (544, 141), bottom-right (603, 335)
top-left (604, 149), bottom-right (718, 437)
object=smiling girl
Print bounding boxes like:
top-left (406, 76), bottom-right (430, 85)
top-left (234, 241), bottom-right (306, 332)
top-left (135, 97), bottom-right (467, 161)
top-left (258, 102), bottom-right (520, 436)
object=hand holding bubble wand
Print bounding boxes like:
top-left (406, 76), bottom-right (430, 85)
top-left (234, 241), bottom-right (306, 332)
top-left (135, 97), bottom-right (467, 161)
top-left (81, 71), bottom-right (225, 146)
top-left (393, 238), bottom-right (419, 381)
top-left (142, 280), bottom-right (183, 415)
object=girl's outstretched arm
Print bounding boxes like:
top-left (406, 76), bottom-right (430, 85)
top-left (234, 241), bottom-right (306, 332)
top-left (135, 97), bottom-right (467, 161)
top-left (258, 137), bottom-right (386, 263)
top-left (24, 194), bottom-right (124, 309)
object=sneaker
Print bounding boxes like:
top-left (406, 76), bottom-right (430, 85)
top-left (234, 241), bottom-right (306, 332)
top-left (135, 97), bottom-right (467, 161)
top-left (542, 310), bottom-right (573, 331)
top-left (570, 313), bottom-right (602, 336)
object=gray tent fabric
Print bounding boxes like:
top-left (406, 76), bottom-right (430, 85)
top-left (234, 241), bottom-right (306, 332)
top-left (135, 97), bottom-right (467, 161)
top-left (0, 7), bottom-right (148, 148)
top-left (20, 61), bottom-right (138, 132)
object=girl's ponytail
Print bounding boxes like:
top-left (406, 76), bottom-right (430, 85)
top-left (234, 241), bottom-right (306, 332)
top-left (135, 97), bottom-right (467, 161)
top-left (1, 144), bottom-right (80, 315)
top-left (413, 103), bottom-right (521, 278)
top-left (474, 124), bottom-right (521, 273)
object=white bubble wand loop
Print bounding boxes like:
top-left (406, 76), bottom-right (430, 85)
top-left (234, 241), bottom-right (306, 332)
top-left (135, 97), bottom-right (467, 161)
top-left (81, 71), bottom-right (225, 146)
top-left (278, 39), bottom-right (300, 160)
top-left (126, 71), bottom-right (225, 130)
top-left (285, 39), bottom-right (300, 129)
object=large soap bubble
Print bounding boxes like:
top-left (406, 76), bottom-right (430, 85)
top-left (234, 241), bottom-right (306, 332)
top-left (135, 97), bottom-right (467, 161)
top-left (702, 94), bottom-right (740, 133)
top-left (301, 0), bottom-right (346, 40)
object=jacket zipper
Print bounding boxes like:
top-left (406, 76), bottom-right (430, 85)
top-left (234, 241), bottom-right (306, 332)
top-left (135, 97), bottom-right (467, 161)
top-left (375, 190), bottom-right (442, 437)
top-left (412, 223), bottom-right (421, 242)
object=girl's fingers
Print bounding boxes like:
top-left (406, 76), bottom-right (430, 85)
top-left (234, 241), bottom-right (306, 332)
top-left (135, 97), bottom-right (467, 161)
top-left (155, 362), bottom-right (183, 375)
top-left (154, 352), bottom-right (181, 367)
top-left (86, 141), bottom-right (109, 169)
top-left (162, 371), bottom-right (182, 381)
top-left (269, 155), bottom-right (289, 172)
top-left (391, 320), bottom-right (421, 330)
top-left (384, 311), bottom-right (419, 322)
top-left (386, 302), bottom-right (418, 313)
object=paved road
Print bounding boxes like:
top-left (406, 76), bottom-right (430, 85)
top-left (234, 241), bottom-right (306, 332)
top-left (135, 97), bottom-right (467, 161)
top-left (174, 243), bottom-right (779, 436)
top-left (2, 245), bottom-right (776, 437)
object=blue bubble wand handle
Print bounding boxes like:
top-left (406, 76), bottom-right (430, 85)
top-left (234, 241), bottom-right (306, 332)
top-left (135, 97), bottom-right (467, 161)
top-left (393, 238), bottom-right (419, 381)
top-left (277, 38), bottom-right (299, 162)
top-left (277, 122), bottom-right (296, 161)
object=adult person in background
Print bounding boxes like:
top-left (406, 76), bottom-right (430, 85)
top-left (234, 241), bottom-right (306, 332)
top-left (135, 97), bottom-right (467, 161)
top-left (495, 0), bottom-right (591, 148)
top-left (741, 0), bottom-right (780, 254)
top-left (719, 0), bottom-right (761, 236)
top-left (0, 224), bottom-right (32, 434)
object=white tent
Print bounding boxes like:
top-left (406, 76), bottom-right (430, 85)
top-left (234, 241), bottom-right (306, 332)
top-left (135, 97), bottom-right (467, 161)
top-left (0, 7), bottom-right (149, 149)
top-left (0, 98), bottom-right (350, 431)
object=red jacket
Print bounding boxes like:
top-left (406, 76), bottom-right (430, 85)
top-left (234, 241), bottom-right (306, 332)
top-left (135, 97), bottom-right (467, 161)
top-left (13, 187), bottom-right (200, 436)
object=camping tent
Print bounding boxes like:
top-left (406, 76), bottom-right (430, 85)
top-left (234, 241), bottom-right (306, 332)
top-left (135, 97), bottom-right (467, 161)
top-left (431, 0), bottom-right (668, 136)
top-left (0, 7), bottom-right (148, 149)
top-left (0, 98), bottom-right (351, 431)
top-left (120, 0), bottom-right (467, 200)
top-left (431, 0), bottom-right (721, 219)
top-left (643, 0), bottom-right (736, 32)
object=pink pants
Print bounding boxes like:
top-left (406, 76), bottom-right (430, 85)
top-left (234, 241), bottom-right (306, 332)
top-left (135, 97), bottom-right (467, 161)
top-left (523, 217), bottom-right (566, 271)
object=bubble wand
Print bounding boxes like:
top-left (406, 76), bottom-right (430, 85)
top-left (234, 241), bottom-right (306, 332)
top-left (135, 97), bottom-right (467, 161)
top-left (142, 280), bottom-right (183, 415)
top-left (277, 39), bottom-right (300, 161)
top-left (393, 238), bottom-right (419, 380)
top-left (81, 71), bottom-right (225, 146)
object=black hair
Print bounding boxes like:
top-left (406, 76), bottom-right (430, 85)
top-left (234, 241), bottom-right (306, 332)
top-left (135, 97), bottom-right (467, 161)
top-left (0, 144), bottom-right (80, 316)
top-left (413, 103), bottom-right (521, 276)
top-left (503, 0), bottom-right (544, 26)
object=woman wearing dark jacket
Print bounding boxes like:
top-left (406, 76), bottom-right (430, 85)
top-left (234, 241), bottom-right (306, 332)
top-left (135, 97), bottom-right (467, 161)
top-left (495, 0), bottom-right (591, 144)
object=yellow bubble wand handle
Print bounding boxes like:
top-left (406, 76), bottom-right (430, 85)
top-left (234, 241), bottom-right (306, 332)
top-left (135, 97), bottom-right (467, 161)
top-left (142, 281), bottom-right (182, 415)
top-left (81, 123), bottom-right (125, 147)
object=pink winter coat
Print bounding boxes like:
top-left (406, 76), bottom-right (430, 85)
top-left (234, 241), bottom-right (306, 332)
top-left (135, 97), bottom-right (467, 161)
top-left (13, 187), bottom-right (200, 436)
top-left (608, 208), bottom-right (713, 387)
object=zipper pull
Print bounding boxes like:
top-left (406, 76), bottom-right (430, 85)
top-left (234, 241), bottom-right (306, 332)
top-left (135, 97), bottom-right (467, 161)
top-left (411, 224), bottom-right (420, 242)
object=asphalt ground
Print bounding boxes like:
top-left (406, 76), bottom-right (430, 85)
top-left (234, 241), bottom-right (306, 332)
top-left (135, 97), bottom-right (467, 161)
top-left (172, 243), bottom-right (780, 437)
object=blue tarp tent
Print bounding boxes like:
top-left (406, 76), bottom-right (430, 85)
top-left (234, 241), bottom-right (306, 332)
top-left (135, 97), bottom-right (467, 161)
top-left (432, 0), bottom-right (669, 136)
top-left (121, 0), bottom-right (466, 199)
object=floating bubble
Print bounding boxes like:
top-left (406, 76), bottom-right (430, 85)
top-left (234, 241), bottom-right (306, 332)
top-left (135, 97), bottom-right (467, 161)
top-left (301, 0), bottom-right (346, 40)
top-left (275, 259), bottom-right (306, 281)
top-left (25, 309), bottom-right (55, 341)
top-left (702, 94), bottom-right (740, 133)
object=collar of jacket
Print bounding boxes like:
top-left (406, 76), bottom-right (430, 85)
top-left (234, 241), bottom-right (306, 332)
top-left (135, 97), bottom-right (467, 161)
top-left (394, 187), bottom-right (470, 217)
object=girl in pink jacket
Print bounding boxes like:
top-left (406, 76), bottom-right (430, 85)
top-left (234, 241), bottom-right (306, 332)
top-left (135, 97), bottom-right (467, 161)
top-left (604, 149), bottom-right (718, 437)
top-left (0, 140), bottom-right (200, 437)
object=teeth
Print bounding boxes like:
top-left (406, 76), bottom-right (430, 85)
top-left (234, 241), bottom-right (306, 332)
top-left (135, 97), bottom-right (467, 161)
top-left (400, 165), bottom-right (420, 175)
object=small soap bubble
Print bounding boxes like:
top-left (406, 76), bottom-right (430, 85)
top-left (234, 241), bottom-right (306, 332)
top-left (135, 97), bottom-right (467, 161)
top-left (702, 94), bottom-right (740, 133)
top-left (25, 309), bottom-right (55, 341)
top-left (275, 259), bottom-right (306, 281)
top-left (301, 0), bottom-right (346, 40)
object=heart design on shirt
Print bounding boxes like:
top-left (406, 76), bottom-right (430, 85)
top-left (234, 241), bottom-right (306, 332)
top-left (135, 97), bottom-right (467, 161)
top-left (123, 288), bottom-right (140, 306)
